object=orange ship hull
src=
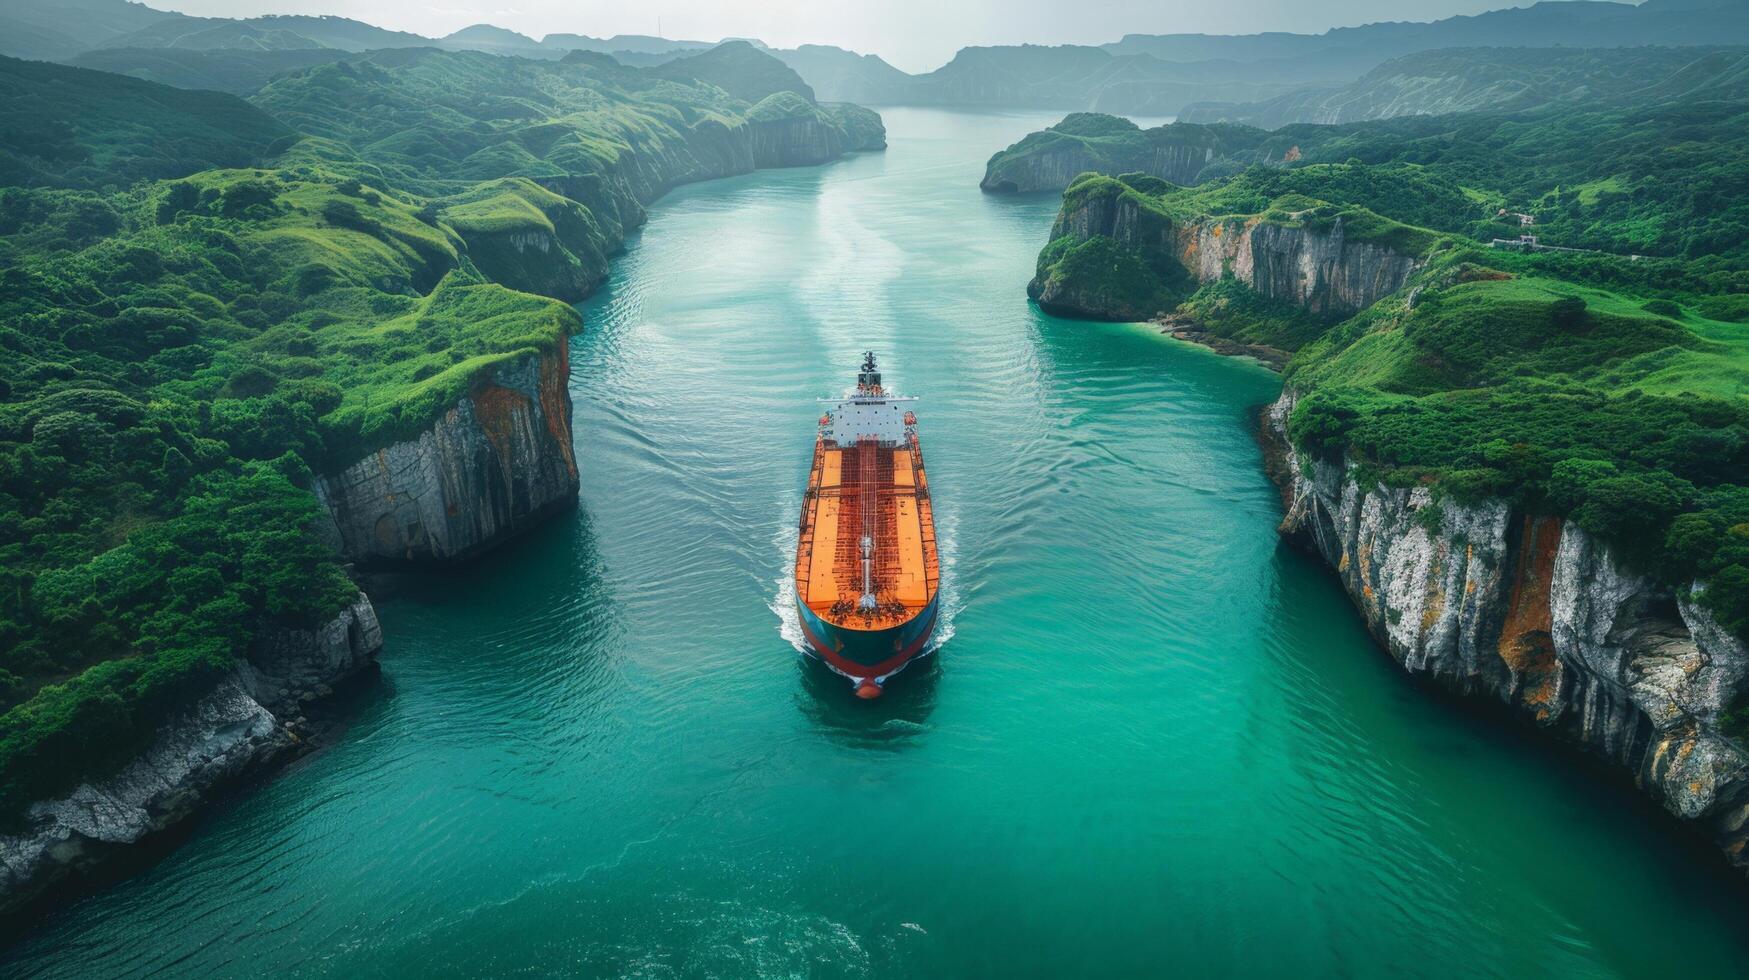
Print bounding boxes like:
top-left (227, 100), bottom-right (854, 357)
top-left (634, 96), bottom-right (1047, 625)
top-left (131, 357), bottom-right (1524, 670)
top-left (793, 361), bottom-right (940, 697)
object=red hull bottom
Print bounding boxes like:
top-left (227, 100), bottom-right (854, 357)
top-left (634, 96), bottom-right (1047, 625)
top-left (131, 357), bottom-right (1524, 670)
top-left (796, 597), bottom-right (939, 696)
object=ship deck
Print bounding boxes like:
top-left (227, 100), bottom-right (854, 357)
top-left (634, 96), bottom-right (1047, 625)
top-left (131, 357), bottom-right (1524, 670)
top-left (795, 436), bottom-right (940, 631)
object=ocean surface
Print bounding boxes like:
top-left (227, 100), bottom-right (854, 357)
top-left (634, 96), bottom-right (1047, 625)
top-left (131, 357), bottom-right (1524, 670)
top-left (9, 108), bottom-right (1749, 979)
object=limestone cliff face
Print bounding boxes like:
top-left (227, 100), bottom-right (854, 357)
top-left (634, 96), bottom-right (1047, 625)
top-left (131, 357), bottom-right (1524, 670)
top-left (749, 114), bottom-right (845, 168)
top-left (1029, 187), bottom-right (1421, 320)
top-left (318, 107), bottom-right (883, 572)
top-left (1178, 219), bottom-right (1422, 317)
top-left (0, 595), bottom-right (383, 915)
top-left (1265, 390), bottom-right (1749, 868)
top-left (316, 337), bottom-right (579, 567)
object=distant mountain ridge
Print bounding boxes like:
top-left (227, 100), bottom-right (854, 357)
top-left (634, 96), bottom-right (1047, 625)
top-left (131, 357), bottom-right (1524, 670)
top-left (1181, 45), bottom-right (1749, 129)
top-left (1104, 0), bottom-right (1749, 74)
top-left (94, 13), bottom-right (428, 53)
top-left (8, 0), bottom-right (1749, 116)
top-left (68, 46), bottom-right (347, 93)
top-left (0, 0), bottom-right (179, 61)
top-left (0, 54), bottom-right (292, 185)
top-left (653, 40), bottom-right (815, 103)
top-left (774, 0), bottom-right (1749, 112)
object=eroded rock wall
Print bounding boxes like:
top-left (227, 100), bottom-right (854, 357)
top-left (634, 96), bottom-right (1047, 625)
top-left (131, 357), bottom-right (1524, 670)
top-left (315, 338), bottom-right (579, 567)
top-left (1029, 186), bottom-right (1421, 321)
top-left (1179, 219), bottom-right (1422, 317)
top-left (750, 116), bottom-right (844, 168)
top-left (1266, 389), bottom-right (1749, 869)
top-left (0, 595), bottom-right (383, 915)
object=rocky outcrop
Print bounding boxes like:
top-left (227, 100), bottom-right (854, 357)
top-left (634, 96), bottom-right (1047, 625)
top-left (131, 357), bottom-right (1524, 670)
top-left (744, 93), bottom-right (886, 167)
top-left (1265, 389), bottom-right (1749, 869)
top-left (749, 113), bottom-right (846, 168)
top-left (1029, 178), bottom-right (1422, 320)
top-left (0, 595), bottom-right (384, 915)
top-left (825, 103), bottom-right (888, 152)
top-left (316, 338), bottom-right (579, 567)
top-left (988, 140), bottom-right (1217, 194)
top-left (1179, 218), bottom-right (1423, 317)
top-left (982, 114), bottom-right (1272, 194)
top-left (448, 183), bottom-right (613, 304)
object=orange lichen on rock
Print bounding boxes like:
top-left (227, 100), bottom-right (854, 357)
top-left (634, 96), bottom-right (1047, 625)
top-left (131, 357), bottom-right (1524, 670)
top-left (538, 337), bottom-right (578, 478)
top-left (1420, 587), bottom-right (1446, 632)
top-left (1499, 515), bottom-right (1564, 714)
top-left (471, 382), bottom-right (529, 477)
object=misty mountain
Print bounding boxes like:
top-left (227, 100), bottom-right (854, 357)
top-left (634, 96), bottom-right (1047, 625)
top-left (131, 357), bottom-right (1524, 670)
top-left (1105, 0), bottom-right (1749, 84)
top-left (767, 1), bottom-right (1749, 114)
top-left (67, 46), bottom-right (349, 94)
top-left (97, 13), bottom-right (428, 53)
top-left (0, 0), bottom-right (179, 61)
top-left (768, 45), bottom-right (913, 103)
top-left (542, 34), bottom-right (716, 57)
top-left (0, 53), bottom-right (292, 185)
top-left (770, 43), bottom-right (1323, 112)
top-left (9, 0), bottom-right (1749, 119)
top-left (1179, 44), bottom-right (1749, 129)
top-left (439, 24), bottom-right (543, 55)
top-left (653, 40), bottom-right (816, 103)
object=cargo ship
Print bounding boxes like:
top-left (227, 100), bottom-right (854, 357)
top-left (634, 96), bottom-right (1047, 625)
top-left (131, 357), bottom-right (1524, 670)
top-left (794, 353), bottom-right (941, 698)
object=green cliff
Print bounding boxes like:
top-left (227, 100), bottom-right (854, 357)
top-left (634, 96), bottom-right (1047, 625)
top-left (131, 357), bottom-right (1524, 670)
top-left (0, 46), bottom-right (884, 834)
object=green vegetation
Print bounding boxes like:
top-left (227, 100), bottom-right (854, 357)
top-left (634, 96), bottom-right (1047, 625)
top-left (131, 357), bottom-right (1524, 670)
top-left (998, 94), bottom-right (1749, 269)
top-left (0, 57), bottom-right (293, 189)
top-left (1280, 247), bottom-right (1749, 637)
top-left (1267, 99), bottom-right (1749, 266)
top-left (0, 46), bottom-right (881, 818)
top-left (248, 49), bottom-right (750, 198)
top-left (1175, 278), bottom-right (1327, 352)
top-left (67, 47), bottom-right (348, 96)
top-left (1030, 86), bottom-right (1749, 644)
top-left (1033, 231), bottom-right (1188, 320)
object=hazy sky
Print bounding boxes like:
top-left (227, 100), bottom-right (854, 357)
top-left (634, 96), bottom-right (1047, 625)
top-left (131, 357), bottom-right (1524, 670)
top-left (156, 0), bottom-right (1546, 72)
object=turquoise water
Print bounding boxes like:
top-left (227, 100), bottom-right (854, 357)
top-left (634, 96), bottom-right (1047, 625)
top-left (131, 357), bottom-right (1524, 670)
top-left (9, 108), bottom-right (1749, 978)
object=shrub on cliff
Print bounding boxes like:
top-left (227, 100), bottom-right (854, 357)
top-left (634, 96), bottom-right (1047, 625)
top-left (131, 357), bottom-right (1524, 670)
top-left (1032, 234), bottom-right (1187, 320)
top-left (0, 460), bottom-right (356, 819)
